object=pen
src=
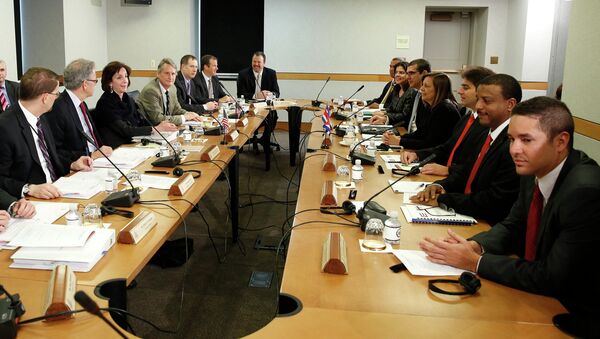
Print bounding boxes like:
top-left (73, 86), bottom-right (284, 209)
top-left (145, 170), bottom-right (170, 174)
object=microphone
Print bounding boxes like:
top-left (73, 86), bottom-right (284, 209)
top-left (312, 76), bottom-right (331, 107)
top-left (356, 154), bottom-right (437, 230)
top-left (348, 122), bottom-right (402, 166)
top-left (202, 110), bottom-right (229, 145)
top-left (136, 110), bottom-right (181, 168)
top-left (332, 103), bottom-right (371, 137)
top-left (74, 291), bottom-right (128, 339)
top-left (217, 80), bottom-right (246, 119)
top-left (334, 85), bottom-right (365, 118)
top-left (79, 131), bottom-right (139, 207)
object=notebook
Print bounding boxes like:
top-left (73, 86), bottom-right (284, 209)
top-left (401, 205), bottom-right (477, 226)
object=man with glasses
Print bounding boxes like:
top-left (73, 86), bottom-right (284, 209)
top-left (0, 60), bottom-right (19, 114)
top-left (0, 67), bottom-right (92, 202)
top-left (46, 59), bottom-right (113, 161)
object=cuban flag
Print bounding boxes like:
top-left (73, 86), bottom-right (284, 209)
top-left (322, 106), bottom-right (332, 134)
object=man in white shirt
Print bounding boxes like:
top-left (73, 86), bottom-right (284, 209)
top-left (194, 54), bottom-right (231, 103)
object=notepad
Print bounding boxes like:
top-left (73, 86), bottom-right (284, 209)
top-left (388, 180), bottom-right (431, 193)
top-left (401, 205), bottom-right (477, 226)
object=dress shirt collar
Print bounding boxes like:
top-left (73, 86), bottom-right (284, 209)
top-left (19, 101), bottom-right (39, 127)
top-left (488, 118), bottom-right (510, 144)
top-left (202, 71), bottom-right (211, 83)
top-left (158, 81), bottom-right (169, 94)
top-left (537, 157), bottom-right (567, 204)
top-left (253, 70), bottom-right (262, 78)
top-left (66, 89), bottom-right (82, 108)
top-left (465, 107), bottom-right (478, 119)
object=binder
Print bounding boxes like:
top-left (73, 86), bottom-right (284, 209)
top-left (401, 205), bottom-right (477, 226)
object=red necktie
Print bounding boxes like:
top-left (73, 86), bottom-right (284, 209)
top-left (447, 114), bottom-right (475, 167)
top-left (0, 87), bottom-right (9, 110)
top-left (524, 184), bottom-right (543, 261)
top-left (80, 102), bottom-right (99, 148)
top-left (464, 133), bottom-right (492, 193)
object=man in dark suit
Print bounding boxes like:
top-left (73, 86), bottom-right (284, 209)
top-left (367, 57), bottom-right (403, 108)
top-left (0, 67), bottom-right (92, 202)
top-left (411, 74), bottom-right (521, 225)
top-left (0, 60), bottom-right (19, 114)
top-left (193, 55), bottom-right (231, 103)
top-left (400, 66), bottom-right (495, 177)
top-left (175, 55), bottom-right (218, 114)
top-left (45, 59), bottom-right (113, 161)
top-left (0, 189), bottom-right (36, 226)
top-left (420, 96), bottom-right (600, 337)
top-left (236, 51), bottom-right (280, 100)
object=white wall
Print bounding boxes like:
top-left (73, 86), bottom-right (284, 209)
top-left (0, 0), bottom-right (18, 80)
top-left (521, 0), bottom-right (555, 81)
top-left (504, 0), bottom-right (528, 79)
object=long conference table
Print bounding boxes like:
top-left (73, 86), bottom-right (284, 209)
top-left (0, 100), bottom-right (318, 338)
top-left (249, 116), bottom-right (569, 338)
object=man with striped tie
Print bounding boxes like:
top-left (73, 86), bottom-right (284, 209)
top-left (0, 67), bottom-right (92, 200)
top-left (0, 60), bottom-right (19, 114)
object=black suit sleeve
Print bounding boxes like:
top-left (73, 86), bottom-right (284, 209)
top-left (0, 188), bottom-right (17, 211)
top-left (0, 123), bottom-right (26, 196)
top-left (236, 71), bottom-right (254, 100)
top-left (270, 69), bottom-right (280, 98)
top-left (175, 80), bottom-right (206, 113)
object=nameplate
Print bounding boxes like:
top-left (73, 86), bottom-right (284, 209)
top-left (201, 145), bottom-right (220, 161)
top-left (117, 210), bottom-right (157, 245)
top-left (44, 265), bottom-right (77, 321)
top-left (236, 117), bottom-right (249, 127)
top-left (168, 173), bottom-right (195, 196)
top-left (320, 180), bottom-right (338, 207)
top-left (225, 129), bottom-right (239, 142)
top-left (322, 153), bottom-right (337, 172)
top-left (321, 232), bottom-right (348, 275)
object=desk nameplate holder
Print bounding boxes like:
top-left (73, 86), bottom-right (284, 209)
top-left (322, 153), bottom-right (337, 171)
top-left (321, 232), bottom-right (348, 274)
top-left (201, 145), bottom-right (220, 161)
top-left (246, 106), bottom-right (256, 117)
top-left (236, 117), bottom-right (249, 127)
top-left (225, 129), bottom-right (239, 142)
top-left (320, 180), bottom-right (338, 207)
top-left (168, 173), bottom-right (195, 196)
top-left (44, 265), bottom-right (76, 321)
top-left (117, 210), bottom-right (157, 244)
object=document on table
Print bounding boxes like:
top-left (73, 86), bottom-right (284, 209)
top-left (93, 147), bottom-right (156, 169)
top-left (380, 155), bottom-right (420, 171)
top-left (7, 223), bottom-right (94, 248)
top-left (138, 174), bottom-right (178, 190)
top-left (388, 180), bottom-right (431, 193)
top-left (402, 192), bottom-right (420, 204)
top-left (53, 176), bottom-right (103, 200)
top-left (133, 130), bottom-right (178, 143)
top-left (392, 250), bottom-right (467, 276)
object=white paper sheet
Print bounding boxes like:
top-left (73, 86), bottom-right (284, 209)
top-left (54, 176), bottom-right (103, 200)
top-left (388, 180), bottom-right (431, 193)
top-left (392, 249), bottom-right (467, 276)
top-left (93, 148), bottom-right (156, 169)
top-left (8, 223), bottom-right (94, 248)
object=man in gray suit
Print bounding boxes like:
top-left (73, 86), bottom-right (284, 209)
top-left (0, 60), bottom-right (19, 114)
top-left (137, 58), bottom-right (202, 125)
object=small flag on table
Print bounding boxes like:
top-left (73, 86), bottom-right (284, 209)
top-left (322, 106), bottom-right (332, 134)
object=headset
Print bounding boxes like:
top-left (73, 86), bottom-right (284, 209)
top-left (428, 272), bottom-right (481, 296)
top-left (173, 167), bottom-right (201, 179)
top-left (319, 200), bottom-right (356, 215)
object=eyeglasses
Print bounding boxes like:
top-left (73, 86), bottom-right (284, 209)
top-left (85, 79), bottom-right (99, 84)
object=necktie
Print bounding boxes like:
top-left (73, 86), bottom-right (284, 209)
top-left (80, 102), bottom-right (99, 150)
top-left (208, 79), bottom-right (214, 99)
top-left (36, 120), bottom-right (58, 182)
top-left (406, 92), bottom-right (421, 133)
top-left (524, 184), bottom-right (543, 261)
top-left (0, 87), bottom-right (9, 111)
top-left (464, 133), bottom-right (492, 194)
top-left (446, 114), bottom-right (476, 167)
top-left (380, 81), bottom-right (395, 107)
top-left (185, 81), bottom-right (191, 104)
top-left (255, 73), bottom-right (261, 98)
top-left (165, 90), bottom-right (170, 115)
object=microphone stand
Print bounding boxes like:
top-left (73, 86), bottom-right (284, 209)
top-left (332, 103), bottom-right (370, 137)
top-left (312, 76), bottom-right (331, 107)
top-left (74, 291), bottom-right (128, 339)
top-left (348, 122), bottom-right (402, 166)
top-left (334, 85), bottom-right (365, 118)
top-left (80, 131), bottom-right (139, 207)
top-left (137, 110), bottom-right (181, 167)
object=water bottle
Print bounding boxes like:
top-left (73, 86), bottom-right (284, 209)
top-left (352, 159), bottom-right (363, 182)
top-left (239, 95), bottom-right (245, 104)
top-left (65, 203), bottom-right (81, 226)
top-left (384, 211), bottom-right (401, 245)
top-left (367, 140), bottom-right (377, 157)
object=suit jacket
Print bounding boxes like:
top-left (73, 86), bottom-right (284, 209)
top-left (193, 73), bottom-right (227, 103)
top-left (386, 87), bottom-right (418, 127)
top-left (45, 91), bottom-right (103, 162)
top-left (472, 150), bottom-right (600, 324)
top-left (174, 72), bottom-right (207, 114)
top-left (399, 100), bottom-right (461, 150)
top-left (0, 188), bottom-right (16, 211)
top-left (236, 67), bottom-right (280, 99)
top-left (415, 108), bottom-right (488, 175)
top-left (0, 105), bottom-right (67, 197)
top-left (92, 91), bottom-right (152, 148)
top-left (137, 78), bottom-right (187, 125)
top-left (0, 80), bottom-right (19, 113)
top-left (436, 125), bottom-right (519, 224)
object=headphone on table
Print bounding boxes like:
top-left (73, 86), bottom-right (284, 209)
top-left (428, 272), bottom-right (481, 296)
top-left (141, 138), bottom-right (161, 146)
top-left (173, 167), bottom-right (201, 179)
top-left (319, 200), bottom-right (356, 215)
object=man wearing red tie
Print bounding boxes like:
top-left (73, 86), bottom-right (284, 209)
top-left (45, 59), bottom-right (113, 162)
top-left (419, 96), bottom-right (600, 337)
top-left (411, 74), bottom-right (521, 225)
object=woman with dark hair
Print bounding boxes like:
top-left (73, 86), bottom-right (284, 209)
top-left (92, 61), bottom-right (177, 148)
top-left (383, 72), bottom-right (460, 149)
top-left (370, 61), bottom-right (418, 126)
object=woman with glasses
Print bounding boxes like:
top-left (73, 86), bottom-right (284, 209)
top-left (383, 72), bottom-right (460, 149)
top-left (92, 61), bottom-right (177, 148)
top-left (370, 61), bottom-right (418, 126)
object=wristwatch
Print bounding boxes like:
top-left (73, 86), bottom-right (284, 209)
top-left (22, 184), bottom-right (30, 196)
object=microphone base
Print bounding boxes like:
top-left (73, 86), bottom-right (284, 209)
top-left (312, 100), bottom-right (322, 107)
top-left (358, 205), bottom-right (389, 231)
top-left (151, 155), bottom-right (180, 168)
top-left (203, 126), bottom-right (222, 136)
top-left (350, 152), bottom-right (376, 166)
top-left (102, 189), bottom-right (139, 208)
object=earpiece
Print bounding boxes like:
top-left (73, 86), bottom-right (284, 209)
top-left (173, 167), bottom-right (201, 179)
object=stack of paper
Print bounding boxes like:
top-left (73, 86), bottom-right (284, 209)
top-left (93, 148), bottom-right (156, 169)
top-left (392, 250), bottom-right (467, 276)
top-left (53, 176), bottom-right (103, 200)
top-left (0, 202), bottom-right (71, 247)
top-left (401, 205), bottom-right (477, 226)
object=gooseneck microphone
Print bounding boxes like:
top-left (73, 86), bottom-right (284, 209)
top-left (80, 131), bottom-right (139, 207)
top-left (74, 291), bottom-right (128, 339)
top-left (356, 153), bottom-right (437, 230)
top-left (348, 121), bottom-right (403, 165)
top-left (137, 110), bottom-right (181, 168)
top-left (334, 85), bottom-right (365, 116)
top-left (312, 76), bottom-right (331, 107)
